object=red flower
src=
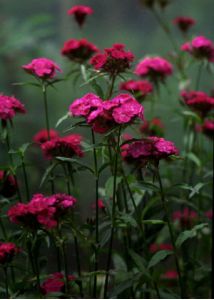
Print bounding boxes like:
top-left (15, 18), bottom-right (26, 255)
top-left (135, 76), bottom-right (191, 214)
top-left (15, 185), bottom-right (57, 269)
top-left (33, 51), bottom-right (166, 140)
top-left (33, 129), bottom-right (59, 144)
top-left (0, 242), bottom-right (19, 265)
top-left (140, 118), bottom-right (164, 137)
top-left (22, 58), bottom-right (62, 80)
top-left (201, 119), bottom-right (214, 139)
top-left (41, 134), bottom-right (84, 159)
top-left (92, 199), bottom-right (105, 210)
top-left (173, 16), bottom-right (195, 32)
top-left (67, 5), bottom-right (93, 27)
top-left (172, 208), bottom-right (198, 228)
top-left (0, 170), bottom-right (17, 198)
top-left (90, 44), bottom-right (134, 76)
top-left (205, 210), bottom-right (212, 219)
top-left (61, 38), bottom-right (98, 63)
top-left (0, 94), bottom-right (26, 121)
top-left (181, 36), bottom-right (214, 62)
top-left (41, 272), bottom-right (76, 295)
top-left (162, 270), bottom-right (178, 280)
top-left (149, 243), bottom-right (173, 253)
top-left (120, 80), bottom-right (153, 101)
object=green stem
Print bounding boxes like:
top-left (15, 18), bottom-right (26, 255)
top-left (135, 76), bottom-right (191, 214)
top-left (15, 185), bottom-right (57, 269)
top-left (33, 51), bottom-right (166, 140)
top-left (0, 218), bottom-right (7, 240)
top-left (21, 156), bottom-right (30, 201)
top-left (42, 83), bottom-right (50, 140)
top-left (106, 75), bottom-right (116, 99)
top-left (61, 241), bottom-right (69, 294)
top-left (4, 267), bottom-right (9, 299)
top-left (27, 239), bottom-right (40, 291)
top-left (195, 61), bottom-right (203, 90)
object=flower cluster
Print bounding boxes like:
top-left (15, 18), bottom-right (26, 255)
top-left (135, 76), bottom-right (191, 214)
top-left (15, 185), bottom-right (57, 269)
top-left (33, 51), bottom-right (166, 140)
top-left (67, 5), bottom-right (93, 27)
top-left (69, 93), bottom-right (144, 133)
top-left (120, 80), bottom-right (153, 101)
top-left (41, 272), bottom-right (76, 295)
top-left (22, 58), bottom-right (62, 80)
top-left (140, 118), bottom-right (164, 136)
top-left (41, 134), bottom-right (83, 159)
top-left (0, 170), bottom-right (17, 198)
top-left (181, 36), bottom-right (214, 62)
top-left (0, 242), bottom-right (19, 265)
top-left (0, 94), bottom-right (26, 121)
top-left (173, 16), bottom-right (195, 32)
top-left (90, 44), bottom-right (134, 76)
top-left (61, 39), bottom-right (98, 63)
top-left (149, 243), bottom-right (173, 253)
top-left (33, 129), bottom-right (59, 144)
top-left (8, 193), bottom-right (76, 230)
top-left (173, 208), bottom-right (198, 228)
top-left (135, 56), bottom-right (173, 83)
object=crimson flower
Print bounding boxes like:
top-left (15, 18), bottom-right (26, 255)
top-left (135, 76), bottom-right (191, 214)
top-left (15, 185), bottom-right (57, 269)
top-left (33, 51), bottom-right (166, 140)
top-left (33, 129), bottom-right (59, 144)
top-left (0, 170), bottom-right (17, 198)
top-left (201, 119), bottom-right (214, 139)
top-left (41, 272), bottom-right (76, 295)
top-left (172, 208), bottom-right (198, 228)
top-left (140, 118), bottom-right (164, 137)
top-left (0, 94), bottom-right (26, 121)
top-left (149, 243), bottom-right (173, 253)
top-left (120, 80), bottom-right (153, 101)
top-left (0, 242), bottom-right (19, 265)
top-left (173, 16), bottom-right (195, 32)
top-left (67, 5), bottom-right (93, 27)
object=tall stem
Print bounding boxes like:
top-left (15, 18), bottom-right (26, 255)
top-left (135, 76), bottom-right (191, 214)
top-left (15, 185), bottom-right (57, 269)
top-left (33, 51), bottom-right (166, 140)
top-left (195, 61), bottom-right (203, 90)
top-left (42, 83), bottom-right (50, 139)
top-left (4, 267), bottom-right (9, 298)
top-left (106, 75), bottom-right (116, 99)
top-left (21, 156), bottom-right (30, 201)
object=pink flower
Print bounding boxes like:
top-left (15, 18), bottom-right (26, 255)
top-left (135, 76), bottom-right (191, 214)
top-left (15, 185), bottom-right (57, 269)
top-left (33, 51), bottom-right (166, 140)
top-left (0, 94), bottom-right (26, 121)
top-left (120, 80), bottom-right (153, 101)
top-left (22, 58), bottom-right (62, 80)
top-left (90, 44), bottom-right (134, 75)
top-left (33, 129), bottom-right (59, 144)
top-left (0, 242), bottom-right (19, 265)
top-left (149, 243), bottom-right (173, 253)
top-left (201, 119), bottom-right (214, 139)
top-left (140, 118), bottom-right (164, 137)
top-left (41, 272), bottom-right (76, 295)
top-left (61, 38), bottom-right (98, 63)
top-left (172, 208), bottom-right (198, 228)
top-left (92, 199), bottom-right (105, 210)
top-left (67, 5), bottom-right (93, 27)
top-left (0, 170), bottom-right (17, 198)
top-left (135, 56), bottom-right (173, 83)
top-left (162, 270), bottom-right (178, 280)
top-left (41, 134), bottom-right (84, 159)
top-left (181, 36), bottom-right (214, 62)
top-left (173, 16), bottom-right (195, 32)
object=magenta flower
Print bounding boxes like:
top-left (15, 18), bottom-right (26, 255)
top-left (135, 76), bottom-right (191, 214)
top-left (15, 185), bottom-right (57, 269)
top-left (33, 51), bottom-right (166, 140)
top-left (120, 80), bottom-right (153, 101)
top-left (201, 119), bottom-right (214, 139)
top-left (135, 56), bottom-right (173, 83)
top-left (67, 5), bottom-right (93, 27)
top-left (0, 170), bottom-right (17, 198)
top-left (61, 38), bottom-right (98, 63)
top-left (33, 129), bottom-right (59, 144)
top-left (173, 16), bottom-right (195, 32)
top-left (181, 36), bottom-right (214, 62)
top-left (0, 94), bottom-right (26, 121)
top-left (90, 44), bottom-right (134, 76)
top-left (140, 118), bottom-right (164, 137)
top-left (162, 270), bottom-right (178, 280)
top-left (172, 208), bottom-right (198, 228)
top-left (0, 242), bottom-right (19, 265)
top-left (22, 58), bottom-right (62, 80)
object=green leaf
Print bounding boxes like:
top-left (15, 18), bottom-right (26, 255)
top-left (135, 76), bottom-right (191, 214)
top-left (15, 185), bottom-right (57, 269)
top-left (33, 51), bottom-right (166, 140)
top-left (113, 253), bottom-right (127, 271)
top-left (55, 112), bottom-right (69, 128)
top-left (56, 157), bottom-right (94, 174)
top-left (40, 162), bottom-right (58, 188)
top-left (90, 80), bottom-right (104, 98)
top-left (181, 110), bottom-right (202, 122)
top-left (175, 223), bottom-right (208, 248)
top-left (142, 219), bottom-right (166, 225)
top-left (105, 176), bottom-right (122, 198)
top-left (189, 182), bottom-right (207, 198)
top-left (148, 250), bottom-right (173, 269)
top-left (129, 250), bottom-right (148, 274)
top-left (186, 152), bottom-right (201, 168)
top-left (110, 278), bottom-right (134, 298)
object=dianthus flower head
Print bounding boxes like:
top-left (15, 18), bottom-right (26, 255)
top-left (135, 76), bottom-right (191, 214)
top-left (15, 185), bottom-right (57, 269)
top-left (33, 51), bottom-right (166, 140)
top-left (140, 118), bottom-right (164, 137)
top-left (201, 119), bottom-right (214, 139)
top-left (135, 56), bottom-right (173, 83)
top-left (41, 134), bottom-right (83, 159)
top-left (181, 36), bottom-right (214, 62)
top-left (181, 90), bottom-right (214, 117)
top-left (0, 170), bottom-right (17, 198)
top-left (61, 38), bottom-right (98, 63)
top-left (22, 58), bottom-right (62, 80)
top-left (90, 44), bottom-right (134, 76)
top-left (149, 243), bottom-right (173, 253)
top-left (33, 129), bottom-right (59, 144)
top-left (0, 242), bottom-right (19, 265)
top-left (67, 5), bottom-right (93, 27)
top-left (120, 80), bottom-right (153, 101)
top-left (0, 94), bottom-right (26, 121)
top-left (172, 208), bottom-right (198, 228)
top-left (173, 16), bottom-right (195, 32)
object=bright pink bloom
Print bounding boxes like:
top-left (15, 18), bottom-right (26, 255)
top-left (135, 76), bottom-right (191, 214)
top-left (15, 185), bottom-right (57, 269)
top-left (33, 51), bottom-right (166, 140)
top-left (67, 5), bottom-right (93, 27)
top-left (41, 272), bottom-right (76, 295)
top-left (90, 44), bottom-right (134, 75)
top-left (201, 119), bottom-right (214, 139)
top-left (181, 36), bottom-right (214, 62)
top-left (120, 80), bottom-right (153, 101)
top-left (33, 129), bottom-right (59, 144)
top-left (173, 16), bottom-right (195, 32)
top-left (0, 94), bottom-right (26, 121)
top-left (41, 134), bottom-right (83, 159)
top-left (149, 243), bottom-right (173, 253)
top-left (61, 38), bottom-right (98, 63)
top-left (135, 56), bottom-right (173, 82)
top-left (0, 170), bottom-right (17, 198)
top-left (0, 242), bottom-right (19, 265)
top-left (172, 208), bottom-right (198, 228)
top-left (22, 58), bottom-right (62, 80)
top-left (140, 118), bottom-right (164, 137)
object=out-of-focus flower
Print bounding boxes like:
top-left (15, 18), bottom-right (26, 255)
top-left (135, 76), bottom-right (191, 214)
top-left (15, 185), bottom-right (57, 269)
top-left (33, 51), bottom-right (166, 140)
top-left (41, 134), bottom-right (83, 159)
top-left (90, 44), bottom-right (134, 76)
top-left (140, 118), bottom-right (164, 137)
top-left (33, 129), bottom-right (59, 144)
top-left (162, 270), bottom-right (178, 280)
top-left (0, 94), bottom-right (26, 121)
top-left (92, 199), bottom-right (105, 210)
top-left (120, 80), bottom-right (153, 101)
top-left (201, 119), bottom-right (214, 139)
top-left (41, 272), bottom-right (76, 295)
top-left (135, 56), bottom-right (173, 83)
top-left (0, 171), bottom-right (17, 198)
top-left (173, 16), bottom-right (195, 32)
top-left (172, 208), bottom-right (198, 228)
top-left (22, 58), bottom-right (62, 80)
top-left (181, 36), bottom-right (214, 62)
top-left (0, 242), bottom-right (19, 265)
top-left (205, 210), bottom-right (213, 219)
top-left (149, 243), bottom-right (173, 253)
top-left (67, 5), bottom-right (93, 27)
top-left (61, 39), bottom-right (98, 63)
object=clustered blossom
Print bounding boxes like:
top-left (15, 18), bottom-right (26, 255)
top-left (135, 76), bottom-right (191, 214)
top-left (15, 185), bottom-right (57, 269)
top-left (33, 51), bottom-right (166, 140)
top-left (0, 242), bottom-right (19, 265)
top-left (181, 36), bottom-right (214, 62)
top-left (149, 243), bottom-right (173, 253)
top-left (67, 5), bottom-right (93, 27)
top-left (201, 119), bottom-right (214, 139)
top-left (41, 134), bottom-right (83, 159)
top-left (172, 208), bottom-right (198, 228)
top-left (69, 93), bottom-right (144, 133)
top-left (8, 193), bottom-right (76, 230)
top-left (90, 44), bottom-right (134, 76)
top-left (181, 90), bottom-right (214, 117)
top-left (0, 170), bottom-right (17, 198)
top-left (135, 56), bottom-right (173, 83)
top-left (33, 129), bottom-right (59, 144)
top-left (0, 94), bottom-right (26, 121)
top-left (41, 273), bottom-right (76, 295)
top-left (22, 58), bottom-right (62, 80)
top-left (173, 16), bottom-right (195, 32)
top-left (140, 118), bottom-right (164, 137)
top-left (120, 80), bottom-right (153, 101)
top-left (61, 39), bottom-right (98, 63)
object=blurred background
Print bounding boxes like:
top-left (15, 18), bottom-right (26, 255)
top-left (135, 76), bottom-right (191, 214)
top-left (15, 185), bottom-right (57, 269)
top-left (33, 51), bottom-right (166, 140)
top-left (0, 0), bottom-right (213, 217)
